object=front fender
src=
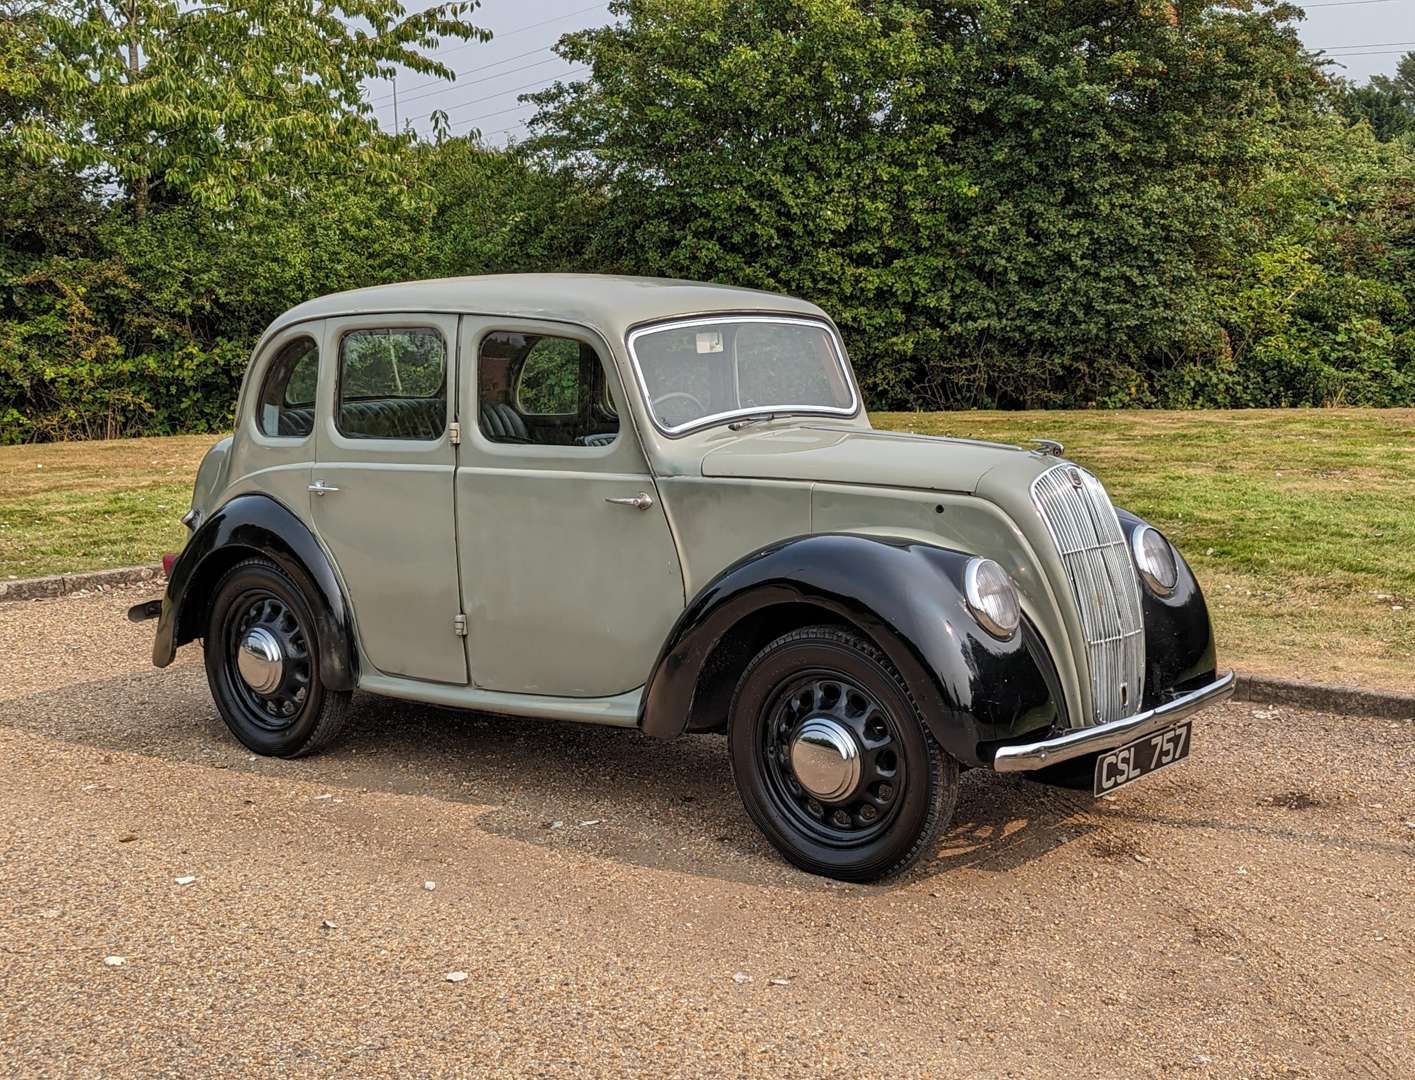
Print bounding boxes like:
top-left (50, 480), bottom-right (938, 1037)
top-left (639, 533), bottom-right (1061, 766)
top-left (152, 493), bottom-right (358, 690)
top-left (1114, 509), bottom-right (1218, 703)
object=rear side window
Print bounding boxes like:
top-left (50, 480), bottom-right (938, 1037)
top-left (337, 328), bottom-right (447, 441)
top-left (257, 337), bottom-right (319, 438)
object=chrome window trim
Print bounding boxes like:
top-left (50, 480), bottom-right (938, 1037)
top-left (624, 315), bottom-right (860, 437)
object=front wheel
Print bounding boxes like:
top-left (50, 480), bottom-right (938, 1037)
top-left (728, 625), bottom-right (958, 881)
top-left (204, 557), bottom-right (352, 758)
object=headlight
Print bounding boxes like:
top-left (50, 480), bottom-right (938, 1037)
top-left (1131, 525), bottom-right (1178, 597)
top-left (964, 557), bottom-right (1021, 640)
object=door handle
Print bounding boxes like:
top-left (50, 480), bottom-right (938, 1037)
top-left (308, 480), bottom-right (340, 496)
top-left (605, 491), bottom-right (654, 511)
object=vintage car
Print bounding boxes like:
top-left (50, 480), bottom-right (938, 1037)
top-left (131, 274), bottom-right (1232, 881)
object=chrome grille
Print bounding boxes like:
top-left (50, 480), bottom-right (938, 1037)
top-left (1031, 464), bottom-right (1145, 727)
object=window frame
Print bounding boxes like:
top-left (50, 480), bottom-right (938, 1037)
top-left (333, 324), bottom-right (449, 443)
top-left (252, 332), bottom-right (321, 442)
top-left (624, 314), bottom-right (860, 438)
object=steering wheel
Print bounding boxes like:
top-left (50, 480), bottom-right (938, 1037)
top-left (651, 391), bottom-right (707, 423)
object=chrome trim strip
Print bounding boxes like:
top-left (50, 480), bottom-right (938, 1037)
top-left (624, 315), bottom-right (860, 437)
top-left (991, 671), bottom-right (1236, 773)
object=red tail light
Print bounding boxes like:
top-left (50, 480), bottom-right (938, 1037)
top-left (161, 553), bottom-right (179, 578)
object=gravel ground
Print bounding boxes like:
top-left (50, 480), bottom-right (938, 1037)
top-left (1, 586), bottom-right (1412, 1078)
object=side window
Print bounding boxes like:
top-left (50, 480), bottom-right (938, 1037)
top-left (337, 328), bottom-right (447, 441)
top-left (478, 331), bottom-right (619, 448)
top-left (517, 338), bottom-right (581, 415)
top-left (256, 337), bottom-right (319, 438)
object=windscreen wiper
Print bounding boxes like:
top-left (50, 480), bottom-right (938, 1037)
top-left (727, 412), bottom-right (784, 431)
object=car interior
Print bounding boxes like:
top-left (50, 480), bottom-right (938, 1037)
top-left (476, 331), bottom-right (619, 447)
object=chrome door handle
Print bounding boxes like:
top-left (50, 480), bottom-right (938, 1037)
top-left (605, 491), bottom-right (654, 511)
top-left (307, 480), bottom-right (340, 496)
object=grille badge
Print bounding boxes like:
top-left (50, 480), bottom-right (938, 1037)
top-left (1067, 467), bottom-right (1084, 489)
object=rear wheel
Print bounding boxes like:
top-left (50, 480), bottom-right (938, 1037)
top-left (204, 557), bottom-right (352, 758)
top-left (728, 625), bottom-right (958, 881)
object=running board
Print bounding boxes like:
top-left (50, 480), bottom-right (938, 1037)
top-left (357, 673), bottom-right (642, 728)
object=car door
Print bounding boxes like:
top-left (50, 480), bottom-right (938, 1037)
top-left (456, 317), bottom-right (685, 696)
top-left (311, 314), bottom-right (468, 685)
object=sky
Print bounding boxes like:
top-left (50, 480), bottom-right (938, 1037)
top-left (365, 0), bottom-right (1415, 144)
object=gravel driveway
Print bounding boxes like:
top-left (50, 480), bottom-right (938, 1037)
top-left (1, 586), bottom-right (1411, 1078)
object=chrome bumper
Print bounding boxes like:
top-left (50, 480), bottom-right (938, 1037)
top-left (991, 671), bottom-right (1236, 773)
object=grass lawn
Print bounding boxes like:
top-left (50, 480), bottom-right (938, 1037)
top-left (2, 409), bottom-right (1411, 691)
top-left (0, 434), bottom-right (216, 585)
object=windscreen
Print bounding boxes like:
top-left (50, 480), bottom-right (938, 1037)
top-left (629, 318), bottom-right (856, 432)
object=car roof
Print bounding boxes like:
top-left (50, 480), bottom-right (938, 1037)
top-left (269, 274), bottom-right (829, 339)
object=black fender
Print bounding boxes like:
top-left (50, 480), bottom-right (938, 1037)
top-left (638, 533), bottom-right (1062, 767)
top-left (152, 493), bottom-right (358, 690)
top-left (1114, 508), bottom-right (1218, 704)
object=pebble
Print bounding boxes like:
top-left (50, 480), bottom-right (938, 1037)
top-left (103, 956), bottom-right (126, 967)
top-left (174, 875), bottom-right (197, 886)
top-left (445, 971), bottom-right (468, 983)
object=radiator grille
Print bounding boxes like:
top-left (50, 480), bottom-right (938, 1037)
top-left (1031, 464), bottom-right (1145, 727)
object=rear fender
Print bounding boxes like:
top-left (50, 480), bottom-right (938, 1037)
top-left (152, 493), bottom-right (358, 690)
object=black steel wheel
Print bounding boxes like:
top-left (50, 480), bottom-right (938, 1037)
top-left (204, 557), bottom-right (352, 757)
top-left (729, 625), bottom-right (958, 881)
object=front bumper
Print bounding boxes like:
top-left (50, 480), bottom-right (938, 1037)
top-left (990, 670), bottom-right (1236, 773)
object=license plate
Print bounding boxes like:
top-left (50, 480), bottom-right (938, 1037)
top-left (1093, 721), bottom-right (1192, 796)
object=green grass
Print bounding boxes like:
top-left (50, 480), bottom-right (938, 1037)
top-left (0, 435), bottom-right (216, 582)
top-left (2, 411), bottom-right (1412, 690)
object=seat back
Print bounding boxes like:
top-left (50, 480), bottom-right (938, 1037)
top-left (479, 401), bottom-right (529, 442)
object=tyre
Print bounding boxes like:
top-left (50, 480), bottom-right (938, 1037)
top-left (728, 625), bottom-right (959, 882)
top-left (204, 556), bottom-right (352, 758)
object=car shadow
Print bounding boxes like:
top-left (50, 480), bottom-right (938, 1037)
top-left (9, 665), bottom-right (1401, 889)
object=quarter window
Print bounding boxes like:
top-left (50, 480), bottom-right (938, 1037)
top-left (336, 328), bottom-right (447, 441)
top-left (478, 331), bottom-right (619, 448)
top-left (256, 337), bottom-right (319, 438)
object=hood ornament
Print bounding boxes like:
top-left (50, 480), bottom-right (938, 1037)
top-left (1029, 439), bottom-right (1065, 457)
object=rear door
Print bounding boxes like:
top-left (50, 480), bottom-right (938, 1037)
top-left (311, 314), bottom-right (467, 685)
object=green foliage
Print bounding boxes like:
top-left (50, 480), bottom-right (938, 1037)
top-left (1, 4), bottom-right (1413, 441)
top-left (340, 328), bottom-right (446, 399)
top-left (1336, 52), bottom-right (1415, 142)
top-left (14, 0), bottom-right (489, 212)
top-left (517, 338), bottom-right (583, 415)
top-left (526, 0), bottom-right (1407, 410)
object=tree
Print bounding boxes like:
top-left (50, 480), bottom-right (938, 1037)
top-left (12, 0), bottom-right (489, 214)
top-left (525, 0), bottom-right (971, 404)
top-left (1337, 52), bottom-right (1415, 142)
top-left (526, 0), bottom-right (1330, 408)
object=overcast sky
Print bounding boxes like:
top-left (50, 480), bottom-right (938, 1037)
top-left (366, 0), bottom-right (1415, 144)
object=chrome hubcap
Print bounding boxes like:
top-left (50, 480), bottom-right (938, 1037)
top-left (790, 717), bottom-right (862, 801)
top-left (236, 627), bottom-right (284, 695)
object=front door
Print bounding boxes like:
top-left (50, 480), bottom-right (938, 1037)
top-left (456, 318), bottom-right (684, 696)
top-left (311, 313), bottom-right (467, 684)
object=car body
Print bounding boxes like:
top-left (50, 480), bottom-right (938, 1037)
top-left (133, 274), bottom-right (1232, 880)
